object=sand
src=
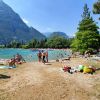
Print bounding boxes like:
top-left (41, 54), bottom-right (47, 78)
top-left (0, 58), bottom-right (100, 100)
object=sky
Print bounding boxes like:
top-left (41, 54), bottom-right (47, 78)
top-left (3, 0), bottom-right (100, 36)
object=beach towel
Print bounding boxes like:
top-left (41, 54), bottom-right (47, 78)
top-left (0, 66), bottom-right (16, 69)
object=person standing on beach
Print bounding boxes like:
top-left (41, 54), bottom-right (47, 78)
top-left (41, 50), bottom-right (46, 64)
top-left (45, 51), bottom-right (48, 63)
top-left (37, 51), bottom-right (42, 62)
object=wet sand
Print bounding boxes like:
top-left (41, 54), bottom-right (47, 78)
top-left (0, 58), bottom-right (100, 100)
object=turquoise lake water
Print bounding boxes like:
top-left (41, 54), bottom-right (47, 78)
top-left (0, 48), bottom-right (72, 62)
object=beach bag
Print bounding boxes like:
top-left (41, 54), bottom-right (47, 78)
top-left (83, 66), bottom-right (93, 73)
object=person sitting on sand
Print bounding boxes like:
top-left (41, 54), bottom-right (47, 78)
top-left (15, 53), bottom-right (25, 64)
top-left (8, 58), bottom-right (16, 66)
top-left (37, 51), bottom-right (42, 62)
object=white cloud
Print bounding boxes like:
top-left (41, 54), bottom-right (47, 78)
top-left (22, 18), bottom-right (29, 24)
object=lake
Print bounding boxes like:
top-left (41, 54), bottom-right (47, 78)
top-left (0, 48), bottom-right (72, 62)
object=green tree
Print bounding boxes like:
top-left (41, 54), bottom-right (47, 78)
top-left (38, 39), bottom-right (47, 48)
top-left (6, 40), bottom-right (22, 48)
top-left (25, 39), bottom-right (47, 48)
top-left (93, 0), bottom-right (100, 14)
top-left (71, 4), bottom-right (100, 54)
top-left (93, 0), bottom-right (100, 20)
top-left (46, 36), bottom-right (70, 48)
top-left (27, 39), bottom-right (37, 48)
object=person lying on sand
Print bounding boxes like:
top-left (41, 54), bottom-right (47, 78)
top-left (83, 65), bottom-right (96, 74)
top-left (62, 65), bottom-right (96, 74)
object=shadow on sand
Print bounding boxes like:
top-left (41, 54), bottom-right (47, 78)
top-left (0, 74), bottom-right (11, 79)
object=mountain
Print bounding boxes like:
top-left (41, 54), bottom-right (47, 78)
top-left (0, 0), bottom-right (46, 44)
top-left (43, 32), bottom-right (52, 37)
top-left (29, 27), bottom-right (46, 40)
top-left (49, 32), bottom-right (69, 38)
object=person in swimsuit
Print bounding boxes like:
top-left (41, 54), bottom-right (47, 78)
top-left (37, 51), bottom-right (42, 62)
top-left (41, 50), bottom-right (46, 64)
top-left (45, 51), bottom-right (48, 63)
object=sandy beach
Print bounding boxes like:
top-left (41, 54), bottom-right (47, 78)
top-left (0, 58), bottom-right (100, 100)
